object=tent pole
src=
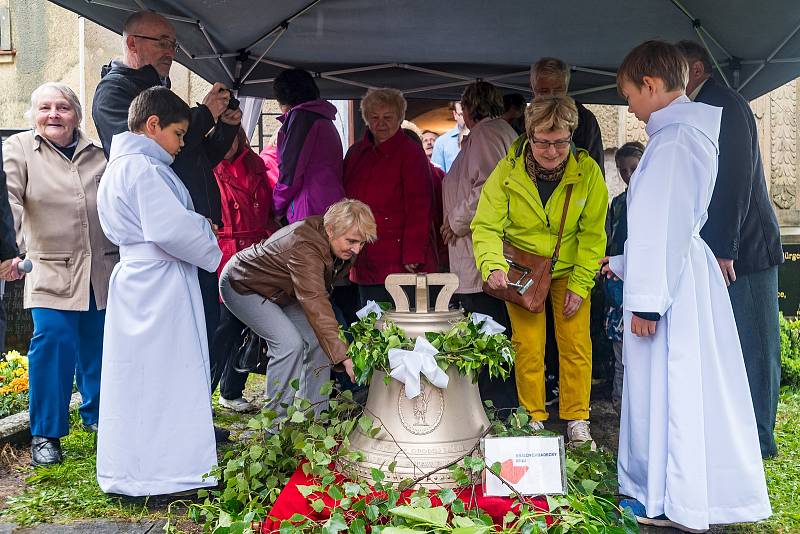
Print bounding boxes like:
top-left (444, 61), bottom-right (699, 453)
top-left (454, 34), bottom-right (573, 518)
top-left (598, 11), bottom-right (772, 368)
top-left (399, 64), bottom-right (472, 81)
top-left (199, 22), bottom-right (235, 83)
top-left (133, 0), bottom-right (146, 9)
top-left (323, 64), bottom-right (397, 76)
top-left (84, 0), bottom-right (200, 24)
top-left (402, 80), bottom-right (473, 95)
top-left (319, 74), bottom-right (375, 90)
top-left (244, 0), bottom-right (323, 51)
top-left (739, 17), bottom-right (800, 92)
top-left (669, 0), bottom-right (733, 59)
top-left (693, 28), bottom-right (732, 88)
top-left (569, 83), bottom-right (618, 97)
top-left (191, 52), bottom-right (240, 60)
top-left (490, 81), bottom-right (532, 94)
top-left (239, 25), bottom-right (287, 85)
top-left (571, 66), bottom-right (617, 77)
top-left (485, 70), bottom-right (530, 81)
top-left (84, 0), bottom-right (136, 13)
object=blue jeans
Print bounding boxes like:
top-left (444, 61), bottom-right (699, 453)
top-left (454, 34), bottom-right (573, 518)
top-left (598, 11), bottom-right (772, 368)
top-left (28, 291), bottom-right (104, 438)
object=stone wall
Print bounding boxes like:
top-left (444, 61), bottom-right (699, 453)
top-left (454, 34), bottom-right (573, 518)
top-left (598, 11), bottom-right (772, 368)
top-left (0, 0), bottom-right (211, 138)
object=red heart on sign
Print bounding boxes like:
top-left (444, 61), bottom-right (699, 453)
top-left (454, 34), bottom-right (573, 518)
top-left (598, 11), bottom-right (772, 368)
top-left (499, 458), bottom-right (529, 484)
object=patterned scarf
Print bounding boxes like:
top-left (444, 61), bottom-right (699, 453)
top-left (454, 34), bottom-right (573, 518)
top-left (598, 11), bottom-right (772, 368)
top-left (525, 145), bottom-right (568, 185)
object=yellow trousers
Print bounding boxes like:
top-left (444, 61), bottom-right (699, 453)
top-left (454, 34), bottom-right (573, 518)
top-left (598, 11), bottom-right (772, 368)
top-left (507, 276), bottom-right (592, 421)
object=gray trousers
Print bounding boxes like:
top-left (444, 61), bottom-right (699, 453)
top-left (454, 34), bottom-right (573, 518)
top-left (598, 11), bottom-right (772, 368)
top-left (728, 265), bottom-right (781, 458)
top-left (219, 264), bottom-right (331, 421)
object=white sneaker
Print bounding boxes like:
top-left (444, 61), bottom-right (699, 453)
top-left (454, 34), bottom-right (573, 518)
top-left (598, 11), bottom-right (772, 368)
top-left (566, 420), bottom-right (596, 450)
top-left (530, 420), bottom-right (545, 432)
top-left (219, 397), bottom-right (255, 413)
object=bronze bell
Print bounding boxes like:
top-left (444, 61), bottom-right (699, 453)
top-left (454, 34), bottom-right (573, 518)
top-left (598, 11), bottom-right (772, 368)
top-left (338, 273), bottom-right (490, 488)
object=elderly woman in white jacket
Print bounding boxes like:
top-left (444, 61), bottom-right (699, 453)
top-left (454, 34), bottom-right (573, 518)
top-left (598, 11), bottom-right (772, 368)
top-left (440, 81), bottom-right (519, 412)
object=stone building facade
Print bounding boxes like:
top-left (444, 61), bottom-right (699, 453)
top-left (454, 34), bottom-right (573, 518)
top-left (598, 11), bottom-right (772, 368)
top-left (0, 0), bottom-right (213, 139)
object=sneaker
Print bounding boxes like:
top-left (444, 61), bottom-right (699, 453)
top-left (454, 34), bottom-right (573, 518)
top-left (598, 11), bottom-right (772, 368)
top-left (566, 420), bottom-right (596, 451)
top-left (530, 420), bottom-right (545, 432)
top-left (219, 396), bottom-right (256, 413)
top-left (619, 499), bottom-right (708, 533)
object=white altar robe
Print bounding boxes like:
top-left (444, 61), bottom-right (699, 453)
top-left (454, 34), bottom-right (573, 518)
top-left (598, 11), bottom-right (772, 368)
top-left (609, 96), bottom-right (771, 530)
top-left (95, 132), bottom-right (222, 496)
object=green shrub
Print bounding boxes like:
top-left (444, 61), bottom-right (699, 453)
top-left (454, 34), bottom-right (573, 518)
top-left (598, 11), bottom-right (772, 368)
top-left (780, 314), bottom-right (800, 388)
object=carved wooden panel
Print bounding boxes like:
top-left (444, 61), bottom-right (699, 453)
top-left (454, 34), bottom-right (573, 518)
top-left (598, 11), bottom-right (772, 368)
top-left (769, 80), bottom-right (797, 211)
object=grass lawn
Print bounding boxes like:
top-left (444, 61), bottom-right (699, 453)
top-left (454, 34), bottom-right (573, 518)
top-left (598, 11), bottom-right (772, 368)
top-left (0, 380), bottom-right (798, 532)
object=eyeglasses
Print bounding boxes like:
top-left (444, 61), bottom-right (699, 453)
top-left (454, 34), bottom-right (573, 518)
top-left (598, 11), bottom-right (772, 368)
top-left (531, 136), bottom-right (572, 150)
top-left (131, 34), bottom-right (179, 52)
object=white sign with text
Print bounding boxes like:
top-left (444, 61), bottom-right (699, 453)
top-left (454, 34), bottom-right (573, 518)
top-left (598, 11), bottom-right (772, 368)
top-left (482, 436), bottom-right (567, 496)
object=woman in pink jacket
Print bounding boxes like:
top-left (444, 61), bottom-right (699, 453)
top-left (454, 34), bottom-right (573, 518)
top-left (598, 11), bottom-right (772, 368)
top-left (211, 128), bottom-right (276, 412)
top-left (441, 81), bottom-right (519, 412)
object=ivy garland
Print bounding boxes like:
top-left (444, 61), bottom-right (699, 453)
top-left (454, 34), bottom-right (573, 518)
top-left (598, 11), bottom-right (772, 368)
top-left (340, 312), bottom-right (516, 386)
top-left (171, 390), bottom-right (637, 534)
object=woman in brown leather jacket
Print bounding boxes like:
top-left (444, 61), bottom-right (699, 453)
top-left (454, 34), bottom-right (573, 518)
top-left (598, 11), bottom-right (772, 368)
top-left (218, 199), bottom-right (376, 421)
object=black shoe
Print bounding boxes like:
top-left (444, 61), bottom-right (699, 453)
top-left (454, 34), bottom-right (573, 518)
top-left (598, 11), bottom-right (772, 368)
top-left (31, 436), bottom-right (63, 466)
top-left (214, 425), bottom-right (231, 443)
top-left (545, 384), bottom-right (559, 407)
top-left (83, 423), bottom-right (98, 433)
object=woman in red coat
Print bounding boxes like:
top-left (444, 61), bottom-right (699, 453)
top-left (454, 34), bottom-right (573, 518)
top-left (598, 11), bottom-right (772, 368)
top-left (344, 88), bottom-right (436, 306)
top-left (211, 127), bottom-right (276, 412)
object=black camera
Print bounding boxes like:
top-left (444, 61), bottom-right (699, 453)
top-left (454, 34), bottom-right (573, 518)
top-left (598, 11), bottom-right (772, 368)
top-left (219, 87), bottom-right (240, 111)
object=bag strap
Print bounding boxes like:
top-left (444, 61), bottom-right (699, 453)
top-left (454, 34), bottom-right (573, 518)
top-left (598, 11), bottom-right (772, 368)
top-left (551, 184), bottom-right (574, 268)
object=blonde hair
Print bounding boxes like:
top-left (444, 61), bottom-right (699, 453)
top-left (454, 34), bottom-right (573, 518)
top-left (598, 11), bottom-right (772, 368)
top-left (530, 57), bottom-right (570, 90)
top-left (323, 199), bottom-right (377, 243)
top-left (25, 82), bottom-right (83, 127)
top-left (360, 88), bottom-right (407, 123)
top-left (525, 95), bottom-right (578, 137)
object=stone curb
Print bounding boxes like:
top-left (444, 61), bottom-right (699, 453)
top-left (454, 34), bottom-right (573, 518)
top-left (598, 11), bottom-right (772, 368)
top-left (0, 520), bottom-right (166, 533)
top-left (0, 392), bottom-right (82, 446)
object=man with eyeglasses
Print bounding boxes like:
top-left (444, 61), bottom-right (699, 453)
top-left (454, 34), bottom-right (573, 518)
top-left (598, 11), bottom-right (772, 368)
top-left (530, 58), bottom-right (604, 175)
top-left (92, 10), bottom-right (241, 444)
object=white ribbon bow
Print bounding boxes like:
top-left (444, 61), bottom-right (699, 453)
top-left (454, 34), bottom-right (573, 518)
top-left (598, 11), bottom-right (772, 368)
top-left (388, 336), bottom-right (449, 399)
top-left (355, 300), bottom-right (383, 320)
top-left (471, 312), bottom-right (506, 335)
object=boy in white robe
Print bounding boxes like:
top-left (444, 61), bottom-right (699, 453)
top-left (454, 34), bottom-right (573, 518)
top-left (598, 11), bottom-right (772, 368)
top-left (96, 87), bottom-right (222, 497)
top-left (601, 41), bottom-right (771, 532)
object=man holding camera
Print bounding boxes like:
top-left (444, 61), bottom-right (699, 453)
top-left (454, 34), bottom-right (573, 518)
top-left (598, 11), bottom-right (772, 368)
top-left (92, 10), bottom-right (241, 441)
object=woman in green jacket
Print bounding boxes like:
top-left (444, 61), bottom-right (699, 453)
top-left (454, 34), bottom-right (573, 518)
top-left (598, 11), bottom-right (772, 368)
top-left (471, 95), bottom-right (607, 448)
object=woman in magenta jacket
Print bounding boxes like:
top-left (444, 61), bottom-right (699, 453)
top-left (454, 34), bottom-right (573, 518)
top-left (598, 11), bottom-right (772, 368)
top-left (211, 127), bottom-right (276, 413)
top-left (344, 88), bottom-right (436, 306)
top-left (272, 69), bottom-right (345, 224)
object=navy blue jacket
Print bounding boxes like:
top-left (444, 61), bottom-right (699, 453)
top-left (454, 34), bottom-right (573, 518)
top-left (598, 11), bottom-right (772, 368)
top-left (695, 77), bottom-right (783, 275)
top-left (92, 61), bottom-right (238, 226)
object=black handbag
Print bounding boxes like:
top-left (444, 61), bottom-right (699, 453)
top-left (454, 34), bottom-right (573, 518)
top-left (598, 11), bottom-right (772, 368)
top-left (233, 327), bottom-right (269, 374)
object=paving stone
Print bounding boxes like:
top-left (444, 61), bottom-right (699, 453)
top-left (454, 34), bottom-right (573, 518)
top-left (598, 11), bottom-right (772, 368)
top-left (11, 520), bottom-right (165, 533)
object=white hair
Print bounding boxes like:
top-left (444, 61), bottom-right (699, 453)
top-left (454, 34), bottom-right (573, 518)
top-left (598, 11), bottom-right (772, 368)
top-left (24, 82), bottom-right (82, 127)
